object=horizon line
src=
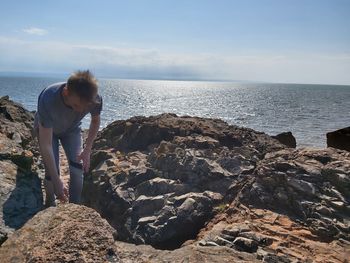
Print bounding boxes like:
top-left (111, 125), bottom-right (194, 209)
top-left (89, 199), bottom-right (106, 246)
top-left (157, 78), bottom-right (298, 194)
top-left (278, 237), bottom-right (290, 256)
top-left (0, 70), bottom-right (349, 87)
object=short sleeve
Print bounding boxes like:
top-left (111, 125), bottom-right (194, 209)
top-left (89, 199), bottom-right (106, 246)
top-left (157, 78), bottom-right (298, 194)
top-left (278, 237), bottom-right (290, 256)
top-left (90, 95), bottom-right (103, 116)
top-left (37, 92), bottom-right (53, 128)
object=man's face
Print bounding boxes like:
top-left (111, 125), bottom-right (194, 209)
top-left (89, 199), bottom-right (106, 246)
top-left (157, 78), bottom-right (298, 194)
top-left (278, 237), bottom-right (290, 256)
top-left (67, 93), bottom-right (88, 113)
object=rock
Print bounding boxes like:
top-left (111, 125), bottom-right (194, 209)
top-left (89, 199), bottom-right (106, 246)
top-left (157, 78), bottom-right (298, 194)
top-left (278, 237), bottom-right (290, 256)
top-left (114, 241), bottom-right (260, 262)
top-left (2, 98), bottom-right (349, 262)
top-left (198, 207), bottom-right (349, 262)
top-left (0, 96), bottom-right (35, 148)
top-left (240, 148), bottom-right (350, 241)
top-left (93, 113), bottom-right (285, 155)
top-left (82, 113), bottom-right (286, 249)
top-left (272, 132), bottom-right (297, 148)
top-left (0, 96), bottom-right (42, 246)
top-left (327, 127), bottom-right (350, 151)
top-left (0, 204), bottom-right (119, 262)
top-left (0, 202), bottom-right (261, 263)
top-left (132, 195), bottom-right (166, 218)
top-left (233, 237), bottom-right (259, 252)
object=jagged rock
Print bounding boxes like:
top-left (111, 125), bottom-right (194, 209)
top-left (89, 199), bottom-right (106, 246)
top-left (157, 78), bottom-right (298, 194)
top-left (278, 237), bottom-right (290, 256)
top-left (1, 97), bottom-right (349, 262)
top-left (92, 113), bottom-right (285, 155)
top-left (197, 207), bottom-right (349, 262)
top-left (82, 113), bottom-right (286, 249)
top-left (236, 148), bottom-right (350, 242)
top-left (327, 127), bottom-right (350, 151)
top-left (0, 96), bottom-right (35, 149)
top-left (272, 131), bottom-right (297, 148)
top-left (0, 203), bottom-right (263, 263)
top-left (0, 96), bottom-right (42, 246)
top-left (233, 236), bottom-right (259, 252)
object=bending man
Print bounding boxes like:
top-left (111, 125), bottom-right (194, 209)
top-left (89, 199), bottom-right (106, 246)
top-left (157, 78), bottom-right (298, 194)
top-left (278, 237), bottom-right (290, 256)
top-left (34, 70), bottom-right (102, 206)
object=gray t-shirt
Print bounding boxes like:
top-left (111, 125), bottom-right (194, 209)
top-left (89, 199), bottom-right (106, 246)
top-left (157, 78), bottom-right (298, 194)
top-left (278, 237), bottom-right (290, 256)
top-left (34, 82), bottom-right (102, 136)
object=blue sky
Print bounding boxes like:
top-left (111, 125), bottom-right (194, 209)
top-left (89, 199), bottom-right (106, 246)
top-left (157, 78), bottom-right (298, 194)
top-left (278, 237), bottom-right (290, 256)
top-left (0, 0), bottom-right (349, 84)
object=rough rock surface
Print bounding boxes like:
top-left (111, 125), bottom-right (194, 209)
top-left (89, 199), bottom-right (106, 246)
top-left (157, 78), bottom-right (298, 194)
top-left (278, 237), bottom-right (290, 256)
top-left (81, 113), bottom-right (349, 261)
top-left (0, 204), bottom-right (120, 263)
top-left (327, 126), bottom-right (350, 151)
top-left (239, 148), bottom-right (350, 241)
top-left (0, 203), bottom-right (264, 263)
top-left (1, 98), bottom-right (349, 262)
top-left (82, 113), bottom-right (286, 249)
top-left (0, 96), bottom-right (43, 245)
top-left (197, 147), bottom-right (350, 262)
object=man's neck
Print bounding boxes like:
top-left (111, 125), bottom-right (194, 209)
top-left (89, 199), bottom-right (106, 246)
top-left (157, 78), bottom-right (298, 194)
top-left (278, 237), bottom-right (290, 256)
top-left (61, 85), bottom-right (73, 109)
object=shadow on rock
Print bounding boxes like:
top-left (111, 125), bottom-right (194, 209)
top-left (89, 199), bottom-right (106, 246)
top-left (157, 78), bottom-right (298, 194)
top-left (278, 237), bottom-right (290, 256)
top-left (1, 163), bottom-right (43, 245)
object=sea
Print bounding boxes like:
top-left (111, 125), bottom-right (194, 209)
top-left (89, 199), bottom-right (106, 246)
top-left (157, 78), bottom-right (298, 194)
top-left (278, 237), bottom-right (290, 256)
top-left (1, 76), bottom-right (349, 148)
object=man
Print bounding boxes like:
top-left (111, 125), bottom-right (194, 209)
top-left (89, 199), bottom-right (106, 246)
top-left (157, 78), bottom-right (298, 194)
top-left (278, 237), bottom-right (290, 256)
top-left (34, 70), bottom-right (102, 206)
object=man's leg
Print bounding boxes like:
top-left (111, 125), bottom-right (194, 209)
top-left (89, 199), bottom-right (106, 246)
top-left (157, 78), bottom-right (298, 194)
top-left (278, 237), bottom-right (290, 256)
top-left (43, 134), bottom-right (60, 207)
top-left (60, 128), bottom-right (83, 204)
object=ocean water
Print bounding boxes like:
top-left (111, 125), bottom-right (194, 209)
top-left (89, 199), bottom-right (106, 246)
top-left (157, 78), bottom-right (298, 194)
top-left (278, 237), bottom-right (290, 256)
top-left (1, 76), bottom-right (349, 148)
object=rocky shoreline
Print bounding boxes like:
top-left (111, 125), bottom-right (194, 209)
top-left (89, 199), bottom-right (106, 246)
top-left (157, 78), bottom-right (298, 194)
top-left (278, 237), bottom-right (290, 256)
top-left (0, 96), bottom-right (349, 262)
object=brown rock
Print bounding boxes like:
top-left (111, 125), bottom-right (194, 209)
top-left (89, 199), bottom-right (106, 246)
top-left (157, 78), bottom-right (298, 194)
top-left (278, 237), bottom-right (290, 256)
top-left (0, 96), bottom-right (43, 246)
top-left (0, 204), bottom-right (119, 263)
top-left (82, 113), bottom-right (286, 249)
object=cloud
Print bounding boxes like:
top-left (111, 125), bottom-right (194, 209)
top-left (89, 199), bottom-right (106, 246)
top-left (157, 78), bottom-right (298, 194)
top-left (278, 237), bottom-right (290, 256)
top-left (0, 36), bottom-right (349, 84)
top-left (22, 27), bottom-right (48, 36)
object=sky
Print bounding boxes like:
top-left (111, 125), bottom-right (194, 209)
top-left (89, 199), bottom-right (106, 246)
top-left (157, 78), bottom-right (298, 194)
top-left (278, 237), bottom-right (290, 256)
top-left (0, 0), bottom-right (349, 84)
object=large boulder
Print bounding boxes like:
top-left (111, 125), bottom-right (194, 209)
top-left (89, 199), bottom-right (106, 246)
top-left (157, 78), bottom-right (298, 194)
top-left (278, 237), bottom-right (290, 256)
top-left (0, 204), bottom-right (119, 262)
top-left (327, 127), bottom-right (350, 151)
top-left (0, 96), bottom-right (43, 245)
top-left (82, 113), bottom-right (286, 248)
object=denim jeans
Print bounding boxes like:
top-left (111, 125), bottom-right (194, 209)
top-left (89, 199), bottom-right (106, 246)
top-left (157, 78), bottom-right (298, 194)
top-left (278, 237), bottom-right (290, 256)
top-left (43, 127), bottom-right (84, 204)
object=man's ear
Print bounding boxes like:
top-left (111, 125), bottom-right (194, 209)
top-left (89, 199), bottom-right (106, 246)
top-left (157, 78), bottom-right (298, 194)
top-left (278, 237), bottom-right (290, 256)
top-left (62, 85), bottom-right (69, 96)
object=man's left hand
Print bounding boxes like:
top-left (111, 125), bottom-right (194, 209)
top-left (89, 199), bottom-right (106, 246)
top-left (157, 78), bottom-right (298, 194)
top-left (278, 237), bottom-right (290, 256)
top-left (77, 148), bottom-right (91, 173)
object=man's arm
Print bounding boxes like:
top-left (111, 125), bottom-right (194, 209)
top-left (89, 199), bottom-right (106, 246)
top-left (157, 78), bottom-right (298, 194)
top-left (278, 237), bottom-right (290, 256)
top-left (38, 123), bottom-right (67, 202)
top-left (85, 114), bottom-right (101, 151)
top-left (78, 114), bottom-right (101, 172)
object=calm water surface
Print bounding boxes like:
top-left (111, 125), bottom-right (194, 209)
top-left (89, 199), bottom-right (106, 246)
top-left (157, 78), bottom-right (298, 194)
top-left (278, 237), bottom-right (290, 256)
top-left (1, 76), bottom-right (349, 148)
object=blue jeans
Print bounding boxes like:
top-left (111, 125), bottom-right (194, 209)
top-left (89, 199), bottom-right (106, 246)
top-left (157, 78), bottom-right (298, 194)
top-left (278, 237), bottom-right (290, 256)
top-left (44, 127), bottom-right (83, 204)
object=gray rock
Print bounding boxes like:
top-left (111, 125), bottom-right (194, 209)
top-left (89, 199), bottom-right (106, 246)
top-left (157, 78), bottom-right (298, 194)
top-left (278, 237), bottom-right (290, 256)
top-left (233, 237), bottom-right (258, 253)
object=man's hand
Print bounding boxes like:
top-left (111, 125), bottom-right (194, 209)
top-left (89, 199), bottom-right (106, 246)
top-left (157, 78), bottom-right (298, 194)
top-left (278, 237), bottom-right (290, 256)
top-left (77, 148), bottom-right (91, 173)
top-left (53, 178), bottom-right (68, 203)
